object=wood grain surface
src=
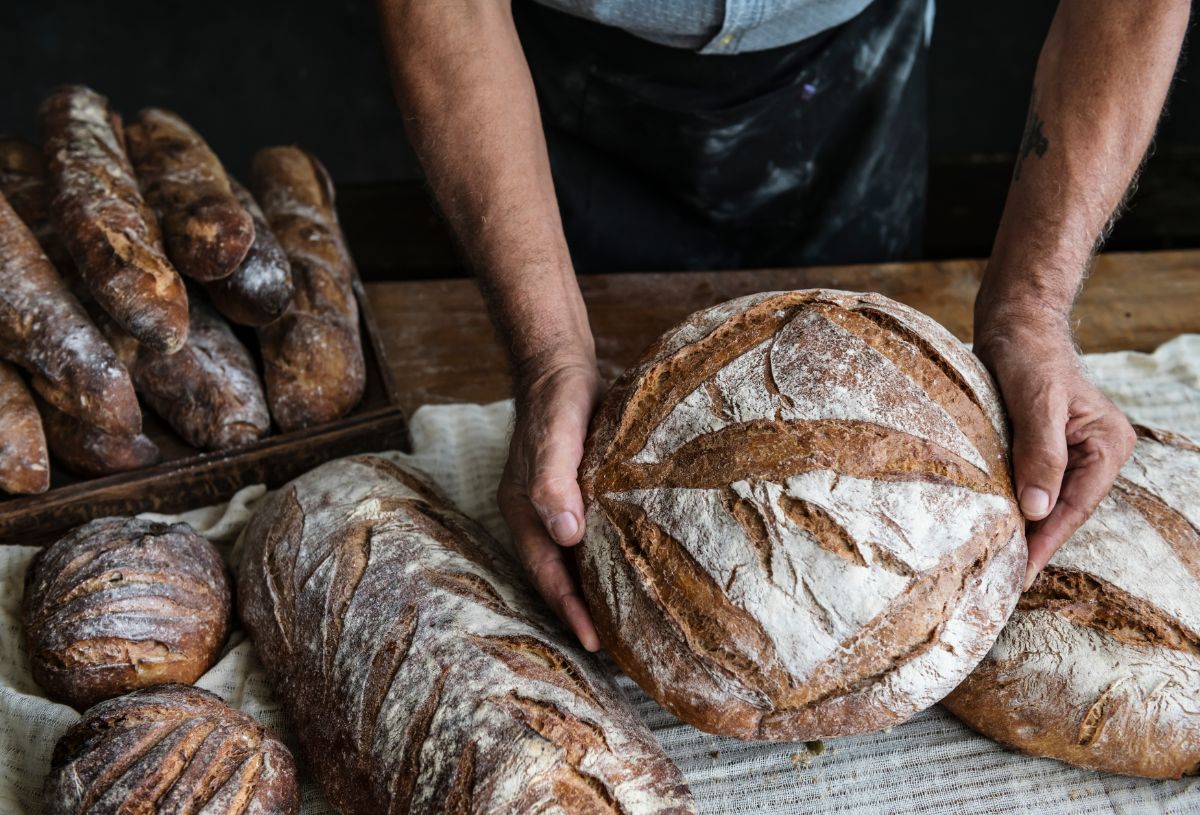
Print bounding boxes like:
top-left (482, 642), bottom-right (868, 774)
top-left (367, 250), bottom-right (1200, 414)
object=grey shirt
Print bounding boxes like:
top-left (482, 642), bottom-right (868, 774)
top-left (532, 0), bottom-right (878, 53)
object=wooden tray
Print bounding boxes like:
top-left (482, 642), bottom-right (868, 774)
top-left (0, 276), bottom-right (409, 545)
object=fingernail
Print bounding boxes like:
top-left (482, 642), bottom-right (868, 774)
top-left (547, 512), bottom-right (578, 543)
top-left (1019, 487), bottom-right (1050, 519)
top-left (1023, 563), bottom-right (1038, 592)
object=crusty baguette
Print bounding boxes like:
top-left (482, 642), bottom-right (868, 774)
top-left (251, 146), bottom-right (364, 431)
top-left (0, 135), bottom-right (75, 278)
top-left (37, 396), bottom-right (159, 477)
top-left (237, 455), bottom-right (695, 815)
top-left (24, 516), bottom-right (231, 709)
top-left (578, 289), bottom-right (1025, 740)
top-left (125, 108), bottom-right (254, 282)
top-left (203, 179), bottom-right (294, 326)
top-left (39, 85), bottom-right (189, 353)
top-left (44, 685), bottom-right (298, 814)
top-left (0, 190), bottom-right (140, 436)
top-left (0, 361), bottom-right (49, 494)
top-left (102, 293), bottom-right (270, 451)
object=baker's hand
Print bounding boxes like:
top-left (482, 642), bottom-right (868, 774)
top-left (498, 352), bottom-right (603, 651)
top-left (974, 318), bottom-right (1136, 590)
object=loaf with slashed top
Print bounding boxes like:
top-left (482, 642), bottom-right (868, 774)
top-left (578, 289), bottom-right (1027, 741)
top-left (236, 454), bottom-right (695, 815)
top-left (23, 517), bottom-right (231, 710)
top-left (944, 426), bottom-right (1200, 779)
top-left (37, 396), bottom-right (160, 477)
top-left (44, 684), bottom-right (298, 814)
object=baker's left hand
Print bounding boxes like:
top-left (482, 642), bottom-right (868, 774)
top-left (973, 315), bottom-right (1136, 590)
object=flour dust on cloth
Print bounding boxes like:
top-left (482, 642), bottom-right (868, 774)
top-left (3, 337), bottom-right (1200, 814)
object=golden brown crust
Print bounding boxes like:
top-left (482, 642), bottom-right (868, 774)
top-left (0, 190), bottom-right (140, 436)
top-left (125, 108), bottom-right (254, 282)
top-left (102, 294), bottom-right (270, 451)
top-left (44, 684), bottom-right (298, 815)
top-left (22, 517), bottom-right (231, 710)
top-left (37, 396), bottom-right (159, 477)
top-left (250, 146), bottom-right (364, 431)
top-left (0, 361), bottom-right (49, 494)
top-left (39, 85), bottom-right (189, 354)
top-left (203, 180), bottom-right (294, 326)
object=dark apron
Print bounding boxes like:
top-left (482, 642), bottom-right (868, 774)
top-left (513, 0), bottom-right (930, 272)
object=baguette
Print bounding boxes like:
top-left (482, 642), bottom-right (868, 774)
top-left (0, 136), bottom-right (74, 277)
top-left (39, 85), bottom-right (189, 353)
top-left (251, 146), bottom-right (364, 431)
top-left (125, 108), bottom-right (254, 281)
top-left (0, 361), bottom-right (49, 494)
top-left (37, 397), bottom-right (159, 477)
top-left (203, 179), bottom-right (294, 326)
top-left (0, 190), bottom-right (141, 435)
top-left (102, 294), bottom-right (270, 451)
top-left (237, 455), bottom-right (695, 814)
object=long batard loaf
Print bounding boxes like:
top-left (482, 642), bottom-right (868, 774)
top-left (251, 146), bottom-right (364, 431)
top-left (44, 684), bottom-right (298, 815)
top-left (23, 516), bottom-right (231, 710)
top-left (39, 85), bottom-right (189, 354)
top-left (125, 108), bottom-right (255, 282)
top-left (102, 294), bottom-right (270, 451)
top-left (37, 396), bottom-right (159, 477)
top-left (237, 454), bottom-right (695, 815)
top-left (0, 190), bottom-right (140, 436)
top-left (578, 290), bottom-right (1026, 740)
top-left (0, 135), bottom-right (75, 277)
top-left (0, 361), bottom-right (49, 494)
top-left (204, 179), bottom-right (294, 326)
top-left (944, 426), bottom-right (1200, 779)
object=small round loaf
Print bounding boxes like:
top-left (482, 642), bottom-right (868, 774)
top-left (578, 289), bottom-right (1026, 741)
top-left (944, 426), bottom-right (1200, 779)
top-left (44, 684), bottom-right (298, 814)
top-left (23, 517), bottom-right (231, 710)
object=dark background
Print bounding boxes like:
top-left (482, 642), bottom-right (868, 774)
top-left (2, 1), bottom-right (1198, 277)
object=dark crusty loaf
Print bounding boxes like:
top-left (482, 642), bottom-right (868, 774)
top-left (102, 294), bottom-right (270, 451)
top-left (251, 146), bottom-right (364, 431)
top-left (204, 180), bottom-right (294, 326)
top-left (578, 289), bottom-right (1026, 741)
top-left (0, 190), bottom-right (141, 436)
top-left (237, 454), bottom-right (695, 814)
top-left (39, 85), bottom-right (189, 354)
top-left (125, 108), bottom-right (255, 282)
top-left (0, 135), bottom-right (75, 277)
top-left (44, 684), bottom-right (298, 815)
top-left (0, 361), bottom-right (49, 494)
top-left (23, 517), bottom-right (231, 710)
top-left (37, 396), bottom-right (160, 477)
top-left (944, 426), bottom-right (1200, 779)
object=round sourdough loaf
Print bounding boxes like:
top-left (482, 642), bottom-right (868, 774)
top-left (23, 517), bottom-right (231, 710)
top-left (944, 426), bottom-right (1200, 779)
top-left (578, 289), bottom-right (1027, 740)
top-left (44, 684), bottom-right (298, 814)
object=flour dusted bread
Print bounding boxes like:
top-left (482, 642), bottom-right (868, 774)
top-left (44, 684), bottom-right (298, 815)
top-left (40, 85), bottom-right (189, 353)
top-left (38, 398), bottom-right (160, 477)
top-left (204, 180), bottom-right (294, 326)
top-left (0, 361), bottom-right (48, 494)
top-left (0, 136), bottom-right (74, 276)
top-left (237, 455), bottom-right (694, 814)
top-left (578, 289), bottom-right (1026, 741)
top-left (23, 517), bottom-right (231, 710)
top-left (944, 426), bottom-right (1200, 779)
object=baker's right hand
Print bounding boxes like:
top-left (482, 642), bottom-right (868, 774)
top-left (498, 352), bottom-right (603, 651)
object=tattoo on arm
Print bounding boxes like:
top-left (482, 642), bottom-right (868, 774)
top-left (1014, 91), bottom-right (1050, 181)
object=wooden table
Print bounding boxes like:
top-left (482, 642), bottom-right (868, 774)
top-left (366, 250), bottom-right (1200, 415)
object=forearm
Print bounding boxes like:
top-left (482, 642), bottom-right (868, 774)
top-left (977, 0), bottom-right (1189, 334)
top-left (377, 0), bottom-right (592, 372)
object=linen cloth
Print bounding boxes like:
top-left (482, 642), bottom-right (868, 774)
top-left (2, 334), bottom-right (1199, 815)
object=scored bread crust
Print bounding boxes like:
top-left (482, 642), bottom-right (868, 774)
top-left (236, 454), bottom-right (695, 815)
top-left (944, 426), bottom-right (1200, 779)
top-left (44, 684), bottom-right (298, 815)
top-left (578, 289), bottom-right (1026, 741)
top-left (23, 517), bottom-right (231, 710)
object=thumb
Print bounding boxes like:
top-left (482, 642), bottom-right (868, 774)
top-left (524, 403), bottom-right (591, 548)
top-left (1009, 395), bottom-right (1069, 522)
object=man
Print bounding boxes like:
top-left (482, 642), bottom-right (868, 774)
top-left (378, 0), bottom-right (1188, 651)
